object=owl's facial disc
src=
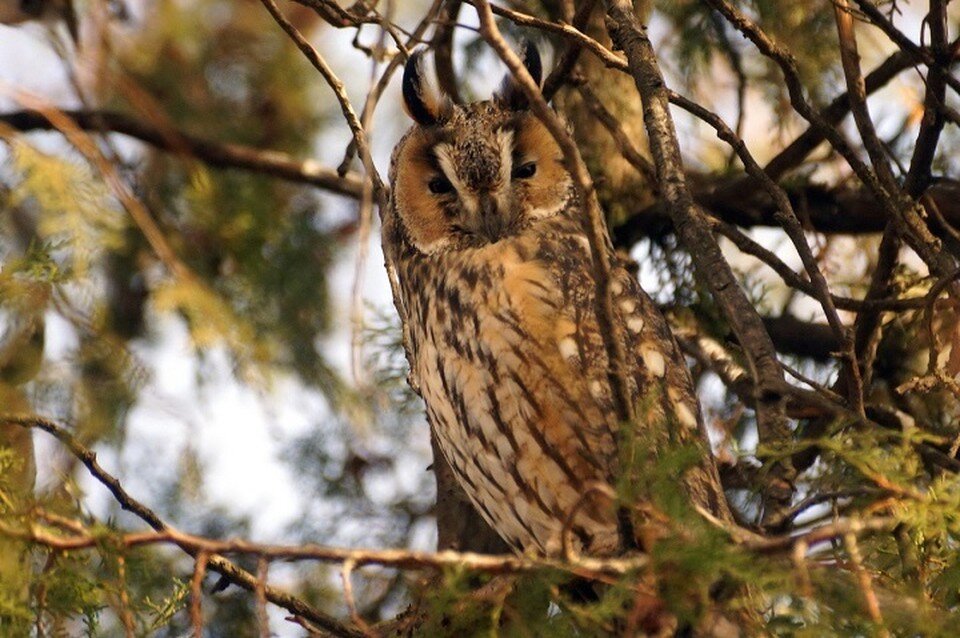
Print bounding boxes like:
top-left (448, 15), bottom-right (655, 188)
top-left (393, 106), bottom-right (570, 254)
top-left (427, 127), bottom-right (520, 244)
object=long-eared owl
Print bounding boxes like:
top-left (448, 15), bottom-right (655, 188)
top-left (384, 43), bottom-right (729, 557)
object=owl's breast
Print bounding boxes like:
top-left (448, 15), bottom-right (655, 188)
top-left (399, 234), bottom-right (626, 555)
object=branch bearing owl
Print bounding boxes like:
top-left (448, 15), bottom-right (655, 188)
top-left (384, 43), bottom-right (728, 557)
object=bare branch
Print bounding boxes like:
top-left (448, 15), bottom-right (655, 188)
top-left (667, 89), bottom-right (862, 414)
top-left (259, 0), bottom-right (386, 209)
top-left (764, 49), bottom-right (915, 179)
top-left (0, 414), bottom-right (365, 638)
top-left (617, 179), bottom-right (960, 245)
top-left (744, 516), bottom-right (896, 553)
top-left (0, 109), bottom-right (364, 198)
top-left (0, 520), bottom-right (651, 578)
top-left (843, 531), bottom-right (888, 633)
top-left (256, 558), bottom-right (271, 638)
top-left (850, 0), bottom-right (960, 97)
top-left (604, 0), bottom-right (794, 523)
top-left (190, 552), bottom-right (209, 638)
top-left (465, 0), bottom-right (627, 73)
top-left (705, 0), bottom-right (957, 280)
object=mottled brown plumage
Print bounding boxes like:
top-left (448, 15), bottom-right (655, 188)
top-left (384, 46), bottom-right (727, 557)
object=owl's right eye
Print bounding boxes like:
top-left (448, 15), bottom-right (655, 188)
top-left (428, 176), bottom-right (454, 195)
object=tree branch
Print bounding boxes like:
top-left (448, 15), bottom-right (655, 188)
top-left (604, 0), bottom-right (794, 523)
top-left (0, 109), bottom-right (363, 198)
top-left (259, 0), bottom-right (386, 208)
top-left (0, 522), bottom-right (649, 578)
top-left (614, 178), bottom-right (960, 245)
top-left (705, 0), bottom-right (957, 281)
top-left (0, 414), bottom-right (364, 638)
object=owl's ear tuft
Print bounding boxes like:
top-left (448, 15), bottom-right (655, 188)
top-left (403, 50), bottom-right (448, 126)
top-left (495, 40), bottom-right (543, 111)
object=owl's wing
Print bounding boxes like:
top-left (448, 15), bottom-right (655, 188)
top-left (610, 262), bottom-right (732, 524)
top-left (408, 229), bottom-right (727, 555)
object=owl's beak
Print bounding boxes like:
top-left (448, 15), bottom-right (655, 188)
top-left (475, 193), bottom-right (511, 243)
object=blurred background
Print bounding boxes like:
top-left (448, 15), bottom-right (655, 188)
top-left (2, 0), bottom-right (959, 635)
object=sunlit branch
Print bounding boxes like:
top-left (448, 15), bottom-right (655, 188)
top-left (0, 519), bottom-right (651, 578)
top-left (604, 0), bottom-right (793, 524)
top-left (0, 414), bottom-right (365, 638)
top-left (259, 0), bottom-right (386, 208)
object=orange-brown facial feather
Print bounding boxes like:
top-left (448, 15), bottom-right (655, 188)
top-left (392, 107), bottom-right (574, 254)
top-left (393, 129), bottom-right (453, 252)
top-left (512, 115), bottom-right (570, 218)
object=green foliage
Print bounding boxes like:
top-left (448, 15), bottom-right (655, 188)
top-left (2, 0), bottom-right (960, 634)
top-left (660, 0), bottom-right (840, 104)
top-left (5, 139), bottom-right (126, 279)
top-left (415, 569), bottom-right (584, 637)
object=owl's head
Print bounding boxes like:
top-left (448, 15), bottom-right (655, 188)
top-left (389, 42), bottom-right (572, 254)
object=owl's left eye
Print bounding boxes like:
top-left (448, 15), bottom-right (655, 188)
top-left (428, 176), bottom-right (454, 195)
top-left (511, 161), bottom-right (537, 180)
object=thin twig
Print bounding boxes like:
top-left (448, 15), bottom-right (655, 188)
top-left (191, 552), bottom-right (209, 638)
top-left (0, 414), bottom-right (364, 638)
top-left (341, 559), bottom-right (377, 637)
top-left (256, 557), bottom-right (271, 638)
top-left (349, 4), bottom-right (391, 388)
top-left (746, 516), bottom-right (896, 553)
top-left (464, 0), bottom-right (627, 74)
top-left (115, 555), bottom-right (136, 638)
top-left (259, 0), bottom-right (386, 208)
top-left (792, 540), bottom-right (813, 597)
top-left (843, 530), bottom-right (888, 634)
top-left (850, 0), bottom-right (960, 96)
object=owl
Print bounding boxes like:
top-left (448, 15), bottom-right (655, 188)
top-left (384, 43), bottom-right (729, 557)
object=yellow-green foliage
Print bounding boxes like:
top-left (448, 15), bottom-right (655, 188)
top-left (5, 139), bottom-right (126, 279)
top-left (153, 277), bottom-right (277, 384)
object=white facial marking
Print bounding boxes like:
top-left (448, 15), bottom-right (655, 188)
top-left (495, 129), bottom-right (515, 213)
top-left (434, 143), bottom-right (476, 214)
top-left (526, 200), bottom-right (567, 221)
top-left (496, 129), bottom-right (514, 187)
top-left (416, 236), bottom-right (452, 255)
top-left (619, 299), bottom-right (637, 314)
